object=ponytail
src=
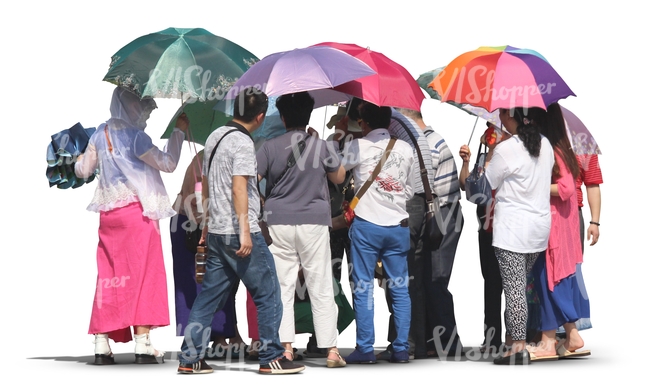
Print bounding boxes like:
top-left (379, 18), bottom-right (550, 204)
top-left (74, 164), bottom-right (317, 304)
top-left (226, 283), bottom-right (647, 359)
top-left (511, 107), bottom-right (544, 157)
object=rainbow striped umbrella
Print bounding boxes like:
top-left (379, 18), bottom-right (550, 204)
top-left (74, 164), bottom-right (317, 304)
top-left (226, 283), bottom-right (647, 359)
top-left (429, 45), bottom-right (575, 111)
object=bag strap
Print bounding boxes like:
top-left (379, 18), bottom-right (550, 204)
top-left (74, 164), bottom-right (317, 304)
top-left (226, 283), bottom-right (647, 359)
top-left (474, 142), bottom-right (483, 167)
top-left (265, 133), bottom-right (310, 198)
top-left (206, 121), bottom-right (268, 221)
top-left (351, 136), bottom-right (397, 207)
top-left (207, 121), bottom-right (253, 174)
top-left (392, 118), bottom-right (437, 209)
top-left (207, 129), bottom-right (238, 174)
top-left (103, 124), bottom-right (113, 154)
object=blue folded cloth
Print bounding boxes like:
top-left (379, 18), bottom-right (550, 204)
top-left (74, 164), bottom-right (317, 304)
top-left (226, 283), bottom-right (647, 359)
top-left (46, 122), bottom-right (97, 189)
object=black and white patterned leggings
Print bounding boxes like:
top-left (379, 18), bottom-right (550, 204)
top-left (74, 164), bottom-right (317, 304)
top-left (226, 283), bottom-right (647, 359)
top-left (494, 248), bottom-right (540, 341)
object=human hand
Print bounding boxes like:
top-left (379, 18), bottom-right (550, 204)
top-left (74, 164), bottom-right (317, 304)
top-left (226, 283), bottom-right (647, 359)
top-left (199, 222), bottom-right (208, 245)
top-left (236, 232), bottom-right (252, 257)
top-left (587, 224), bottom-right (600, 246)
top-left (332, 116), bottom-right (350, 142)
top-left (459, 145), bottom-right (471, 163)
top-left (175, 113), bottom-right (190, 132)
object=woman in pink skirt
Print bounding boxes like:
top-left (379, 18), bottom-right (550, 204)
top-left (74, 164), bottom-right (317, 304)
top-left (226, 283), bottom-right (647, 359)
top-left (75, 86), bottom-right (188, 365)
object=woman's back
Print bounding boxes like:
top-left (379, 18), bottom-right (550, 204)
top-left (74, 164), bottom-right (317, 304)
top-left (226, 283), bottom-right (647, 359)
top-left (257, 131), bottom-right (339, 226)
top-left (486, 134), bottom-right (554, 253)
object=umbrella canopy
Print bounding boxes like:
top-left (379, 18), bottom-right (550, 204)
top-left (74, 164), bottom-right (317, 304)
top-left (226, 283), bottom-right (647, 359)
top-left (418, 66), bottom-right (473, 112)
top-left (313, 42), bottom-right (425, 111)
top-left (225, 46), bottom-right (376, 107)
top-left (561, 105), bottom-right (601, 155)
top-left (160, 96), bottom-right (284, 147)
top-left (429, 45), bottom-right (575, 111)
top-left (462, 104), bottom-right (601, 155)
top-left (103, 27), bottom-right (258, 100)
top-left (160, 99), bottom-right (233, 146)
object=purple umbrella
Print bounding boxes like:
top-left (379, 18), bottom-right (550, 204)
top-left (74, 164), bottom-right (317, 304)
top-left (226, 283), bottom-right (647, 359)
top-left (225, 46), bottom-right (376, 107)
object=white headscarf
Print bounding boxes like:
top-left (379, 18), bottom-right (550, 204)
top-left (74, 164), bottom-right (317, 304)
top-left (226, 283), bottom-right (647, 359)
top-left (107, 86), bottom-right (157, 131)
top-left (85, 86), bottom-right (179, 220)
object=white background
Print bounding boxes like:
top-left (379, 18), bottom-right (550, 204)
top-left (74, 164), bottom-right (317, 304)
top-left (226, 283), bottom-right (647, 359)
top-left (4, 0), bottom-right (646, 388)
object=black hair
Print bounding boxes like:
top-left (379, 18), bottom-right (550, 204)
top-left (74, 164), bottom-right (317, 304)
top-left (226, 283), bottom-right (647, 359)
top-left (275, 91), bottom-right (315, 129)
top-left (542, 103), bottom-right (581, 179)
top-left (233, 87), bottom-right (268, 123)
top-left (346, 97), bottom-right (364, 121)
top-left (359, 102), bottom-right (392, 129)
top-left (510, 107), bottom-right (544, 157)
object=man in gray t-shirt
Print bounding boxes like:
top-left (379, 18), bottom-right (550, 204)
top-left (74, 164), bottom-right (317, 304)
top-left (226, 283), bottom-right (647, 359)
top-left (179, 88), bottom-right (304, 375)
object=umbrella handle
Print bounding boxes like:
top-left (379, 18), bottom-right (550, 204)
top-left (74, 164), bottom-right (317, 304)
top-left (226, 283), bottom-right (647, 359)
top-left (467, 116), bottom-right (479, 145)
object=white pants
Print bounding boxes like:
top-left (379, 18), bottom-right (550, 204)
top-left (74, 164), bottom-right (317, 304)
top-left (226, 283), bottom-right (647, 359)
top-left (269, 224), bottom-right (338, 348)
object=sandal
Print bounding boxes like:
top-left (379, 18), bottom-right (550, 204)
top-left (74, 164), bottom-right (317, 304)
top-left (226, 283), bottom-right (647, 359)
top-left (284, 350), bottom-right (304, 361)
top-left (326, 350), bottom-right (347, 368)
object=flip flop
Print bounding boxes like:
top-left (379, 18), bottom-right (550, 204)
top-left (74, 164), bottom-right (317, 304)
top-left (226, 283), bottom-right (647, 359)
top-left (556, 344), bottom-right (591, 359)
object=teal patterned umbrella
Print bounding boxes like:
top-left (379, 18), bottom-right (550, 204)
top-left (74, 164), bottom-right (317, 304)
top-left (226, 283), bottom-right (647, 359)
top-left (103, 27), bottom-right (258, 101)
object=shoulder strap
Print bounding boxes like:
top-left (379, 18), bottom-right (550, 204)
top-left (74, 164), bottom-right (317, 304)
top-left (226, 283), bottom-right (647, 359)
top-left (391, 116), bottom-right (436, 205)
top-left (103, 124), bottom-right (113, 153)
top-left (207, 129), bottom-right (238, 175)
top-left (352, 136), bottom-right (397, 205)
top-left (424, 128), bottom-right (434, 137)
top-left (207, 121), bottom-right (253, 175)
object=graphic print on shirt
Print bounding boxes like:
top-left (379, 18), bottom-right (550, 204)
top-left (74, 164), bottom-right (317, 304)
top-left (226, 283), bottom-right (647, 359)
top-left (369, 153), bottom-right (405, 203)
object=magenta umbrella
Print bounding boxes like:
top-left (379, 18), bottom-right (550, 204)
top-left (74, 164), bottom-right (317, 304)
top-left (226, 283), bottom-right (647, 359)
top-left (462, 104), bottom-right (601, 155)
top-left (225, 46), bottom-right (376, 107)
top-left (312, 42), bottom-right (425, 111)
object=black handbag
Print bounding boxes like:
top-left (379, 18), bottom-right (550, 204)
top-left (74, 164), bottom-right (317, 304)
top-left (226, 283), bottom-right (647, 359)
top-left (184, 221), bottom-right (203, 253)
top-left (465, 143), bottom-right (492, 206)
top-left (396, 120), bottom-right (443, 251)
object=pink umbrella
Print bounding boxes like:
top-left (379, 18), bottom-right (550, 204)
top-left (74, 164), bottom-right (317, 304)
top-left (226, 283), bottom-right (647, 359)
top-left (313, 42), bottom-right (425, 111)
top-left (461, 104), bottom-right (601, 155)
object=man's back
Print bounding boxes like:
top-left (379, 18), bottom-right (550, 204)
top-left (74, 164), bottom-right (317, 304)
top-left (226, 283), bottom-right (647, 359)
top-left (343, 129), bottom-right (414, 226)
top-left (203, 125), bottom-right (260, 235)
top-left (424, 127), bottom-right (461, 206)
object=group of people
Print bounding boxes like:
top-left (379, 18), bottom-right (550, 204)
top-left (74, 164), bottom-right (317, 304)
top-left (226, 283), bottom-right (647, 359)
top-left (458, 104), bottom-right (599, 364)
top-left (74, 84), bottom-right (600, 374)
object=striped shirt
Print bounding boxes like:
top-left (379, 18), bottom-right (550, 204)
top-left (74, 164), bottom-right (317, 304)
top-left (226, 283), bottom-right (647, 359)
top-left (576, 154), bottom-right (603, 208)
top-left (424, 126), bottom-right (461, 207)
top-left (387, 109), bottom-right (435, 194)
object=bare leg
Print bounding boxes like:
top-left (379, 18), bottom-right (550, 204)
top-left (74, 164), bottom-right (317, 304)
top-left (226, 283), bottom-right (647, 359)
top-left (560, 322), bottom-right (584, 352)
top-left (528, 330), bottom-right (557, 357)
top-left (283, 342), bottom-right (295, 360)
top-left (134, 325), bottom-right (150, 335)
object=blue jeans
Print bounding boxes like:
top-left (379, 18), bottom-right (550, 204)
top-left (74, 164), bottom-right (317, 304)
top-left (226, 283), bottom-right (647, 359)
top-left (179, 232), bottom-right (284, 365)
top-left (349, 217), bottom-right (411, 353)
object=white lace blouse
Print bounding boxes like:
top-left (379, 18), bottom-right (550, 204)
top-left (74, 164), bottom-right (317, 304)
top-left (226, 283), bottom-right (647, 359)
top-left (75, 123), bottom-right (185, 220)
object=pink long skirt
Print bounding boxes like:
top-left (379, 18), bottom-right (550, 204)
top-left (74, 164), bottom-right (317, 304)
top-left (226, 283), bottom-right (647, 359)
top-left (88, 202), bottom-right (170, 342)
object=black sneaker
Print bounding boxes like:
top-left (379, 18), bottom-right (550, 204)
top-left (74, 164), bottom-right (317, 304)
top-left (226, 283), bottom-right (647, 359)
top-left (259, 356), bottom-right (305, 374)
top-left (178, 359), bottom-right (214, 374)
top-left (303, 336), bottom-right (328, 358)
